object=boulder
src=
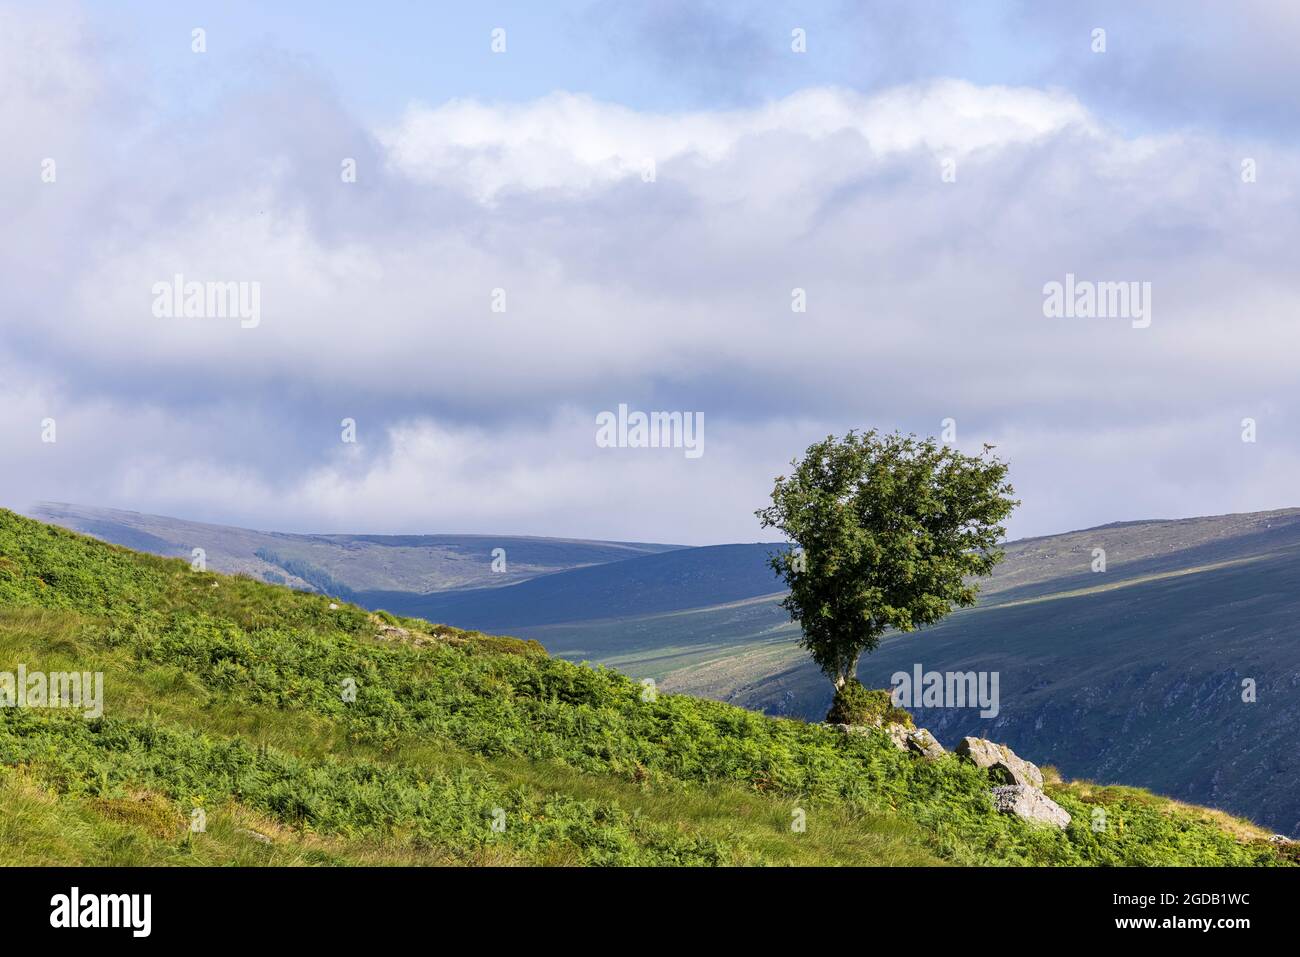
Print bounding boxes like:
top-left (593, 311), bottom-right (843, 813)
top-left (904, 728), bottom-right (946, 760)
top-left (990, 785), bottom-right (1071, 829)
top-left (834, 721), bottom-right (942, 759)
top-left (829, 723), bottom-right (873, 736)
top-left (885, 723), bottom-right (912, 751)
top-left (957, 737), bottom-right (1043, 789)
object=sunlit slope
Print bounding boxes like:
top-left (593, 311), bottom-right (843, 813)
top-left (29, 502), bottom-right (682, 593)
top-left (0, 509), bottom-right (1287, 866)
top-left (449, 510), bottom-right (1300, 838)
top-left (22, 503), bottom-right (1300, 840)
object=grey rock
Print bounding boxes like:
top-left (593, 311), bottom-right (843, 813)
top-left (829, 722), bottom-right (874, 736)
top-left (957, 737), bottom-right (1044, 789)
top-left (990, 785), bottom-right (1071, 829)
top-left (904, 728), bottom-right (946, 760)
top-left (885, 723), bottom-right (912, 751)
top-left (831, 720), bottom-right (937, 758)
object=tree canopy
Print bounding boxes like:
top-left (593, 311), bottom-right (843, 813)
top-left (756, 430), bottom-right (1018, 693)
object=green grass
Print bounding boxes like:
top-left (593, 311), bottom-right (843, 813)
top-left (0, 509), bottom-right (1288, 866)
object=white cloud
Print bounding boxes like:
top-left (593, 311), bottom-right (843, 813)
top-left (2, 9), bottom-right (1299, 544)
top-left (381, 81), bottom-right (1091, 201)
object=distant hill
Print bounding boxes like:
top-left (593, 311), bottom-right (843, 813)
top-left (27, 502), bottom-right (682, 594)
top-left (516, 509), bottom-right (1300, 838)
top-left (28, 500), bottom-right (1300, 837)
top-left (360, 543), bottom-right (787, 630)
top-left (0, 508), bottom-right (1287, 866)
top-left (367, 507), bottom-right (1300, 837)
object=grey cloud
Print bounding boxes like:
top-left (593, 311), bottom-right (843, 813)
top-left (1009, 0), bottom-right (1300, 138)
top-left (3, 10), bottom-right (1299, 545)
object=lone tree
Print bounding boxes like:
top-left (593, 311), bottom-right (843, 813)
top-left (756, 430), bottom-right (1017, 720)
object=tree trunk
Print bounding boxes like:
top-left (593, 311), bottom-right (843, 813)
top-left (832, 654), bottom-right (861, 692)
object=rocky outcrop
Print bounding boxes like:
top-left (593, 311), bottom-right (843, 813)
top-left (959, 737), bottom-right (1066, 827)
top-left (376, 622), bottom-right (414, 642)
top-left (833, 722), bottom-right (1068, 826)
top-left (830, 723), bottom-right (873, 736)
top-left (834, 720), bottom-right (945, 759)
top-left (956, 737), bottom-right (1044, 788)
top-left (990, 785), bottom-right (1072, 829)
top-left (369, 614), bottom-right (460, 649)
top-left (903, 727), bottom-right (945, 760)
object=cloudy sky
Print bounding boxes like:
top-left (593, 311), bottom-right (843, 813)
top-left (3, 1), bottom-right (1298, 544)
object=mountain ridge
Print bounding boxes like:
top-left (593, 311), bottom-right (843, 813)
top-left (26, 501), bottom-right (684, 594)
top-left (0, 507), bottom-right (1289, 866)
top-left (22, 501), bottom-right (1300, 837)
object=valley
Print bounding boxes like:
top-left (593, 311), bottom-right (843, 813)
top-left (30, 501), bottom-right (1300, 837)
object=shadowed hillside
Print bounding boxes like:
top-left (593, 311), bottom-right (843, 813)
top-left (360, 543), bottom-right (787, 630)
top-left (0, 509), bottom-right (1289, 867)
top-left (374, 508), bottom-right (1300, 837)
top-left (725, 540), bottom-right (1300, 837)
top-left (28, 501), bottom-right (1300, 838)
top-left (630, 512), bottom-right (1300, 838)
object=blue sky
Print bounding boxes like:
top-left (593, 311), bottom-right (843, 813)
top-left (103, 1), bottom-right (1300, 136)
top-left (110, 1), bottom-right (1018, 115)
top-left (3, 1), bottom-right (1299, 543)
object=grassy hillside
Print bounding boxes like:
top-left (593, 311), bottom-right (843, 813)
top-left (745, 543), bottom-right (1300, 838)
top-left (40, 504), bottom-right (1300, 840)
top-left (0, 510), bottom-right (1290, 866)
top-left (448, 510), bottom-right (1300, 839)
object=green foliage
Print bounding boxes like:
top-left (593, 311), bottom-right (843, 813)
top-left (756, 430), bottom-right (1018, 687)
top-left (825, 680), bottom-right (913, 727)
top-left (0, 508), bottom-right (1287, 867)
top-left (0, 709), bottom-right (728, 865)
